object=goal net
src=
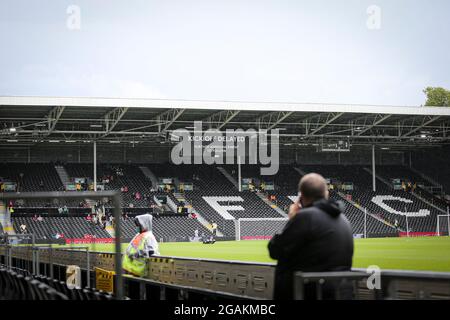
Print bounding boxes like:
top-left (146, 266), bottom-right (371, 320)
top-left (436, 214), bottom-right (450, 236)
top-left (235, 218), bottom-right (288, 241)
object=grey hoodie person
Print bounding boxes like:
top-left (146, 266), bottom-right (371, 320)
top-left (129, 214), bottom-right (160, 257)
top-left (136, 214), bottom-right (153, 233)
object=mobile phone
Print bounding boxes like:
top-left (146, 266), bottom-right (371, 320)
top-left (297, 192), bottom-right (304, 208)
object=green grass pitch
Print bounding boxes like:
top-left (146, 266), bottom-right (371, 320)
top-left (54, 236), bottom-right (450, 272)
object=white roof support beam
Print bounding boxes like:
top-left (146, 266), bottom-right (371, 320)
top-left (102, 107), bottom-right (129, 137)
top-left (157, 108), bottom-right (185, 134)
top-left (356, 114), bottom-right (392, 136)
top-left (46, 106), bottom-right (65, 136)
top-left (204, 110), bottom-right (240, 130)
top-left (402, 115), bottom-right (442, 137)
top-left (257, 111), bottom-right (294, 130)
top-left (309, 112), bottom-right (344, 135)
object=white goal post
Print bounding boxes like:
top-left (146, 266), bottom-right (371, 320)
top-left (436, 214), bottom-right (450, 236)
top-left (235, 217), bottom-right (288, 241)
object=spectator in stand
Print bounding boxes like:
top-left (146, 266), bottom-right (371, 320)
top-left (20, 224), bottom-right (27, 234)
top-left (37, 215), bottom-right (43, 222)
top-left (39, 180), bottom-right (44, 189)
top-left (7, 201), bottom-right (14, 214)
top-left (268, 173), bottom-right (354, 300)
top-left (135, 192), bottom-right (141, 200)
top-left (33, 214), bottom-right (38, 221)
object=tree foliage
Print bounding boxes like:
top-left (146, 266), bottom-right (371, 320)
top-left (423, 87), bottom-right (450, 107)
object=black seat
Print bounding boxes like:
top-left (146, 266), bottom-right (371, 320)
top-left (46, 288), bottom-right (69, 300)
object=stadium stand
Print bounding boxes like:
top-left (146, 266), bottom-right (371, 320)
top-left (2, 162), bottom-right (449, 241)
top-left (0, 97), bottom-right (449, 301)
top-left (12, 216), bottom-right (111, 239)
top-left (300, 165), bottom-right (444, 233)
top-left (121, 215), bottom-right (211, 242)
top-left (149, 164), bottom-right (287, 236)
top-left (10, 213), bottom-right (211, 243)
top-left (224, 164), bottom-right (397, 235)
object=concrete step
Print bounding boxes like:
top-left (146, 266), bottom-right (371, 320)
top-left (139, 166), bottom-right (158, 189)
top-left (364, 167), bottom-right (447, 214)
top-left (55, 165), bottom-right (71, 185)
top-left (173, 192), bottom-right (224, 237)
top-left (217, 167), bottom-right (239, 189)
top-left (294, 167), bottom-right (308, 176)
top-left (335, 191), bottom-right (400, 232)
top-left (255, 192), bottom-right (288, 218)
top-left (0, 201), bottom-right (16, 235)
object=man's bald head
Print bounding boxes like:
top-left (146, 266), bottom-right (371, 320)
top-left (298, 173), bottom-right (329, 205)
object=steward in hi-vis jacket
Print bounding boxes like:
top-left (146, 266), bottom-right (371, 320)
top-left (122, 214), bottom-right (160, 277)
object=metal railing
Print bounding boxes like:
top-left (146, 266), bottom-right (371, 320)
top-left (294, 269), bottom-right (450, 300)
top-left (0, 190), bottom-right (124, 299)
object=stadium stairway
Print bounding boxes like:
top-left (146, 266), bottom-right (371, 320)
top-left (410, 191), bottom-right (448, 214)
top-left (335, 191), bottom-right (401, 232)
top-left (410, 166), bottom-right (443, 190)
top-left (293, 167), bottom-right (308, 176)
top-left (55, 165), bottom-right (71, 185)
top-left (0, 201), bottom-right (16, 236)
top-left (295, 165), bottom-right (401, 235)
top-left (364, 167), bottom-right (447, 215)
top-left (139, 166), bottom-right (158, 189)
top-left (172, 192), bottom-right (224, 237)
top-left (255, 191), bottom-right (288, 218)
top-left (217, 166), bottom-right (239, 189)
top-left (105, 223), bottom-right (115, 237)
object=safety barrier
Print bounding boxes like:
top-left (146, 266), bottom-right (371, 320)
top-left (2, 245), bottom-right (450, 300)
top-left (294, 269), bottom-right (450, 300)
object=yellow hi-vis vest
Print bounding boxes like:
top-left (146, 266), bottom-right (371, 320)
top-left (122, 232), bottom-right (148, 277)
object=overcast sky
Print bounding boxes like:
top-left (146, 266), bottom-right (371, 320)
top-left (0, 0), bottom-right (449, 106)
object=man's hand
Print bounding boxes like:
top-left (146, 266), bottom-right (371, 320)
top-left (288, 196), bottom-right (302, 219)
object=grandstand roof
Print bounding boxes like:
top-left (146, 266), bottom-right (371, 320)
top-left (1, 95), bottom-right (450, 148)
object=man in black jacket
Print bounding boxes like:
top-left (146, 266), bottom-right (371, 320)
top-left (268, 173), bottom-right (354, 300)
